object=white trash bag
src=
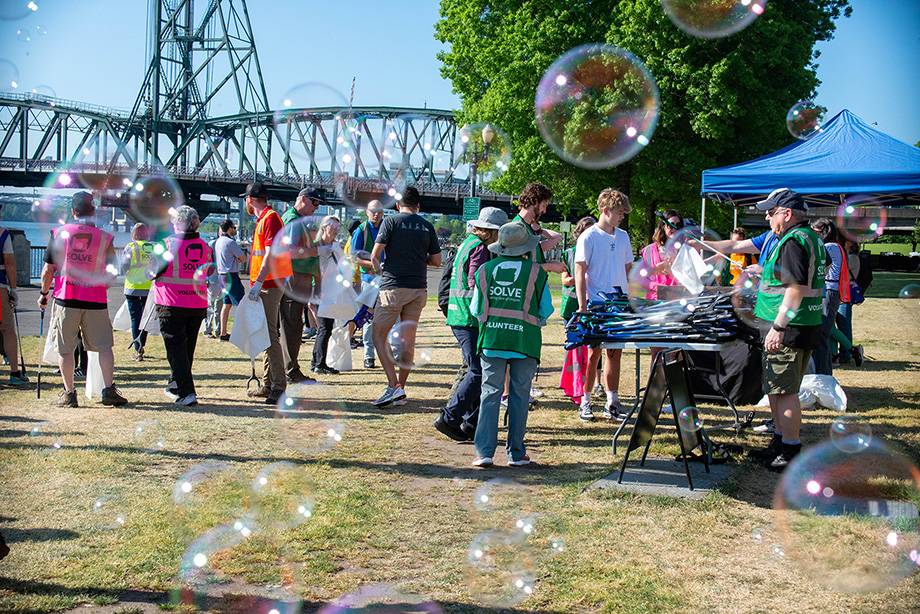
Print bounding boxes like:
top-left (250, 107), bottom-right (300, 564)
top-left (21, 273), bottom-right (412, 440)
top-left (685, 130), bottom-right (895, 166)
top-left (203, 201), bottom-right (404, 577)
top-left (112, 300), bottom-right (132, 332)
top-left (327, 321), bottom-right (352, 372)
top-left (85, 351), bottom-right (104, 400)
top-left (755, 374), bottom-right (846, 412)
top-left (229, 295), bottom-right (270, 359)
top-left (139, 284), bottom-right (161, 335)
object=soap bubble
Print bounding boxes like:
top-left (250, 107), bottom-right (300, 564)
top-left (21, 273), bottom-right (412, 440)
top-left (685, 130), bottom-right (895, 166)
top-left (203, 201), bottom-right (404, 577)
top-left (385, 321), bottom-right (434, 370)
top-left (30, 84), bottom-right (54, 99)
top-left (474, 478), bottom-right (531, 530)
top-left (273, 82), bottom-right (348, 170)
top-left (92, 494), bottom-right (127, 530)
top-left (171, 462), bottom-right (252, 544)
top-left (251, 462), bottom-right (315, 532)
top-left (773, 438), bottom-right (920, 593)
top-left (751, 527), bottom-right (764, 542)
top-left (34, 24), bottom-right (45, 35)
top-left (899, 284), bottom-right (920, 300)
top-left (16, 27), bottom-right (30, 42)
top-left (128, 170), bottom-right (184, 230)
top-left (449, 122), bottom-right (512, 189)
top-left (0, 59), bottom-right (19, 91)
top-left (663, 227), bottom-right (723, 293)
top-left (836, 196), bottom-right (886, 243)
top-left (44, 216), bottom-right (122, 288)
top-left (786, 100), bottom-right (827, 140)
top-left (515, 513), bottom-right (565, 558)
top-left (274, 215), bottom-right (322, 303)
top-left (677, 406), bottom-right (703, 432)
top-left (275, 381), bottom-right (345, 455)
top-left (334, 114), bottom-right (416, 209)
top-left (318, 583), bottom-right (443, 614)
top-left (830, 414), bottom-right (872, 453)
top-left (466, 530), bottom-right (536, 608)
top-left (661, 0), bottom-right (767, 39)
top-left (134, 420), bottom-right (166, 452)
top-left (29, 420), bottom-right (62, 452)
top-left (70, 132), bottom-right (138, 193)
top-left (0, 0), bottom-right (39, 21)
top-left (535, 44), bottom-right (659, 169)
top-left (192, 262), bottom-right (216, 300)
top-left (731, 268), bottom-right (767, 332)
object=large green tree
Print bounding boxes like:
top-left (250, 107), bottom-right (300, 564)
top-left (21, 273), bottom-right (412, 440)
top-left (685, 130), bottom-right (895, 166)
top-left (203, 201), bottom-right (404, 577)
top-left (436, 0), bottom-right (851, 241)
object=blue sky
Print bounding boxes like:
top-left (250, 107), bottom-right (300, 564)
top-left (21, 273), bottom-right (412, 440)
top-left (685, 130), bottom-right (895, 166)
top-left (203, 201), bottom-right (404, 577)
top-left (0, 0), bottom-right (917, 145)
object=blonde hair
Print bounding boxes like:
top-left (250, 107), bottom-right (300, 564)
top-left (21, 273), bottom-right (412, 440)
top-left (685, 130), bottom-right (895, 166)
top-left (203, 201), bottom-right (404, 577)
top-left (598, 188), bottom-right (632, 214)
top-left (471, 226), bottom-right (498, 245)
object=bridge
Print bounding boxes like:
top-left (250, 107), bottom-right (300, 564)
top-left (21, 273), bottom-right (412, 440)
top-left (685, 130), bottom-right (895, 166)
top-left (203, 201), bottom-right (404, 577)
top-left (0, 0), bottom-right (525, 225)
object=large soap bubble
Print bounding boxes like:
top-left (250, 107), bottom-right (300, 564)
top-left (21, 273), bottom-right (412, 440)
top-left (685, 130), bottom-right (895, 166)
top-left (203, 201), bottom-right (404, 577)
top-left (661, 0), bottom-right (768, 39)
top-left (170, 461), bottom-right (252, 544)
top-left (318, 584), bottom-right (444, 613)
top-left (836, 195), bottom-right (886, 243)
top-left (773, 438), bottom-right (920, 593)
top-left (466, 530), bottom-right (536, 608)
top-left (449, 121), bottom-right (512, 190)
top-left (786, 100), bottom-right (826, 140)
top-left (0, 58), bottom-right (20, 92)
top-left (0, 0), bottom-right (40, 21)
top-left (273, 82), bottom-right (348, 171)
top-left (535, 44), bottom-right (659, 169)
top-left (275, 381), bottom-right (345, 455)
top-left (251, 462), bottom-right (316, 532)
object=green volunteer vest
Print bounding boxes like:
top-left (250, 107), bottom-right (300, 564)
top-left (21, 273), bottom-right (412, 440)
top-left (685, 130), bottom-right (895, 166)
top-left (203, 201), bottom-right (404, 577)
top-left (446, 234), bottom-right (485, 327)
top-left (755, 226), bottom-right (825, 327)
top-left (475, 254), bottom-right (547, 360)
top-left (124, 240), bottom-right (153, 291)
top-left (560, 246), bottom-right (578, 321)
top-left (511, 214), bottom-right (546, 264)
top-left (281, 207), bottom-right (319, 275)
top-left (356, 220), bottom-right (376, 273)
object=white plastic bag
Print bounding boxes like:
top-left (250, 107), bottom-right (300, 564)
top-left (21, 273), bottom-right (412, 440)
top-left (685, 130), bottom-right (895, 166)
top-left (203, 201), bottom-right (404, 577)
top-left (229, 295), bottom-right (270, 359)
top-left (800, 374), bottom-right (848, 412)
top-left (42, 320), bottom-right (59, 365)
top-left (112, 300), bottom-right (132, 332)
top-left (671, 244), bottom-right (709, 295)
top-left (84, 351), bottom-right (104, 400)
top-left (139, 284), bottom-right (161, 335)
top-left (327, 321), bottom-right (352, 372)
top-left (318, 246), bottom-right (358, 320)
top-left (755, 390), bottom-right (816, 411)
top-left (355, 278), bottom-right (380, 309)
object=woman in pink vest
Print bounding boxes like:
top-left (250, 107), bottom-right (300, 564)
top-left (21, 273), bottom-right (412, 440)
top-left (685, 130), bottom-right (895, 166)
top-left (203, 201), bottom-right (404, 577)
top-left (152, 205), bottom-right (212, 406)
top-left (639, 209), bottom-right (684, 300)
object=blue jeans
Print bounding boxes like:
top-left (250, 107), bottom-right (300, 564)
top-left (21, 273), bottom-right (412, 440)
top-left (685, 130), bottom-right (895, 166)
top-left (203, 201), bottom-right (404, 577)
top-left (444, 326), bottom-right (481, 426)
top-left (125, 294), bottom-right (148, 351)
top-left (476, 355), bottom-right (538, 463)
top-left (363, 319), bottom-right (375, 361)
top-left (834, 302), bottom-right (853, 361)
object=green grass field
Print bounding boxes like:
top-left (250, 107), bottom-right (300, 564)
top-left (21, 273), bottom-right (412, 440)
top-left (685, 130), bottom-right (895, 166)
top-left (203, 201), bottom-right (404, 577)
top-left (1, 292), bottom-right (919, 614)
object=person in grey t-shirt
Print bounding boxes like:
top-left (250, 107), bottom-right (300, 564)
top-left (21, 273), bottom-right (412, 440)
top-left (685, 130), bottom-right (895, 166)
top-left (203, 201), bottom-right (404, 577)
top-left (214, 219), bottom-right (246, 340)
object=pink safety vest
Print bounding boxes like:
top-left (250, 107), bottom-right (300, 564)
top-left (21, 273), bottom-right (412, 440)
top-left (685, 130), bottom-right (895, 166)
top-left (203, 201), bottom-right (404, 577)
top-left (51, 223), bottom-right (113, 304)
top-left (640, 243), bottom-right (679, 300)
top-left (154, 236), bottom-right (211, 309)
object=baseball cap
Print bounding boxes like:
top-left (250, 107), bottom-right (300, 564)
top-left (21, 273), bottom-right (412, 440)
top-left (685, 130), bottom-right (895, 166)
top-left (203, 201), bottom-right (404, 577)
top-left (240, 181), bottom-right (270, 199)
top-left (298, 187), bottom-right (326, 203)
top-left (755, 188), bottom-right (807, 212)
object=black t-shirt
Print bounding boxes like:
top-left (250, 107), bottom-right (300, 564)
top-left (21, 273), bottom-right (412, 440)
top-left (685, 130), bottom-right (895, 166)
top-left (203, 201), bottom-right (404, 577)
top-left (375, 212), bottom-right (440, 290)
top-left (774, 221), bottom-right (820, 350)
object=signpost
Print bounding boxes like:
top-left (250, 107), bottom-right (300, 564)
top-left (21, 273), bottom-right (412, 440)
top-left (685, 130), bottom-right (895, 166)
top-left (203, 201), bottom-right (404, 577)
top-left (462, 197), bottom-right (481, 222)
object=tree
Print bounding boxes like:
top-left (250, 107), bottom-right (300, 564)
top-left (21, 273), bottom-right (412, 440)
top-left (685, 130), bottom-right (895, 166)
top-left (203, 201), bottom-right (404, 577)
top-left (911, 218), bottom-right (920, 253)
top-left (436, 0), bottom-right (851, 241)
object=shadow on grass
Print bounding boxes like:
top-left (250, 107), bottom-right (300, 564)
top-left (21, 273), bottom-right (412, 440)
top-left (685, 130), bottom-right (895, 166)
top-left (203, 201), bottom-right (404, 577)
top-left (0, 527), bottom-right (80, 544)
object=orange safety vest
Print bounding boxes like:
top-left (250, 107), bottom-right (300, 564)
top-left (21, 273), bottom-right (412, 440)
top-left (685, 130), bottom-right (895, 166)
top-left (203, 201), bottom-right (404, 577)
top-left (250, 208), bottom-right (292, 285)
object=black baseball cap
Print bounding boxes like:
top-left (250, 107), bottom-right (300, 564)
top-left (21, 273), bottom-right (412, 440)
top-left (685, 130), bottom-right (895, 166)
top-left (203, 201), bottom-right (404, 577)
top-left (240, 181), bottom-right (270, 199)
top-left (72, 191), bottom-right (95, 212)
top-left (298, 187), bottom-right (326, 203)
top-left (756, 188), bottom-right (808, 212)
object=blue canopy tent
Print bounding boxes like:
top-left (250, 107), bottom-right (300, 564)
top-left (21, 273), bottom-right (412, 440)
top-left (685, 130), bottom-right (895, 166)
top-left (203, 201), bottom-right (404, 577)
top-left (699, 109), bottom-right (920, 228)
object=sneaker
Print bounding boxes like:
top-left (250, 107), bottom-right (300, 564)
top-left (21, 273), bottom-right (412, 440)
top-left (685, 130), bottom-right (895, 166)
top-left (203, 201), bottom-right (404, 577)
top-left (56, 389), bottom-right (78, 408)
top-left (831, 357), bottom-right (841, 368)
top-left (248, 385), bottom-right (271, 398)
top-left (529, 387), bottom-right (544, 398)
top-left (752, 419), bottom-right (775, 434)
top-left (101, 386), bottom-right (128, 407)
top-left (851, 344), bottom-right (864, 367)
top-left (312, 365), bottom-right (340, 375)
top-left (364, 358), bottom-right (376, 369)
top-left (434, 413), bottom-right (468, 442)
top-left (508, 455), bottom-right (532, 467)
top-left (603, 401), bottom-right (624, 421)
top-left (579, 404), bottom-right (595, 422)
top-left (202, 332), bottom-right (215, 339)
top-left (132, 349), bottom-right (143, 362)
top-left (749, 435), bottom-right (783, 460)
top-left (9, 373), bottom-right (30, 386)
top-left (350, 339), bottom-right (363, 349)
top-left (218, 334), bottom-right (230, 342)
top-left (287, 371), bottom-right (314, 384)
top-left (265, 389), bottom-right (284, 405)
top-left (1, 355), bottom-right (7, 365)
top-left (769, 444), bottom-right (801, 471)
top-left (73, 368), bottom-right (86, 380)
top-left (499, 395), bottom-right (509, 410)
top-left (302, 327), bottom-right (317, 340)
top-left (460, 421), bottom-right (476, 438)
top-left (164, 387), bottom-right (180, 401)
top-left (373, 385), bottom-right (406, 408)
top-left (593, 384), bottom-right (604, 398)
top-left (393, 397), bottom-right (407, 407)
top-left (472, 456), bottom-right (494, 467)
top-left (175, 393), bottom-right (198, 406)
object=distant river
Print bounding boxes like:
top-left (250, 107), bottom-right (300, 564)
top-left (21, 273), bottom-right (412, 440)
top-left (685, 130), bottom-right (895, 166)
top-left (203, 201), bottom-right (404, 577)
top-left (3, 220), bottom-right (134, 248)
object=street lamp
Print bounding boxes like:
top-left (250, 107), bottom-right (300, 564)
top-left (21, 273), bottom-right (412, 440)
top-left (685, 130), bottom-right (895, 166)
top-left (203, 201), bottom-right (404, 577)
top-left (459, 123), bottom-right (494, 198)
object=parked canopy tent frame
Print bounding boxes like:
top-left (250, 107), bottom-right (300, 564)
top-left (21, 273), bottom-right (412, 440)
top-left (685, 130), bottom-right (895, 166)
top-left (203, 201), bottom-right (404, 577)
top-left (699, 109), bottom-right (920, 229)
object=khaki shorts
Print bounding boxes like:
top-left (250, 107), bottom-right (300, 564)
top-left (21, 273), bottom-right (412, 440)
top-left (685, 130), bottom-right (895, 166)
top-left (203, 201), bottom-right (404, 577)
top-left (0, 286), bottom-right (13, 331)
top-left (374, 288), bottom-right (428, 334)
top-left (763, 345), bottom-right (812, 395)
top-left (50, 302), bottom-right (115, 354)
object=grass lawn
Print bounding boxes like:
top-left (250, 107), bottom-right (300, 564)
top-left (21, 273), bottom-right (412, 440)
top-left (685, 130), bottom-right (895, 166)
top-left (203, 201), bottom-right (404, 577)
top-left (1, 292), bottom-right (919, 614)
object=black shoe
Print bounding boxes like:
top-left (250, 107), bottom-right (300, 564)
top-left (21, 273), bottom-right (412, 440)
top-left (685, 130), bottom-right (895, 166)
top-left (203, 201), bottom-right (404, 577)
top-left (101, 385), bottom-right (128, 407)
top-left (460, 420), bottom-right (476, 439)
top-left (312, 365), bottom-right (339, 375)
top-left (433, 412), bottom-right (468, 442)
top-left (73, 368), bottom-right (86, 380)
top-left (287, 371), bottom-right (315, 384)
top-left (56, 389), bottom-right (78, 408)
top-left (851, 344), bottom-right (864, 367)
top-left (769, 443), bottom-right (802, 471)
top-left (364, 358), bottom-right (376, 369)
top-left (749, 434), bottom-right (783, 460)
top-left (218, 334), bottom-right (230, 342)
top-left (265, 389), bottom-right (284, 405)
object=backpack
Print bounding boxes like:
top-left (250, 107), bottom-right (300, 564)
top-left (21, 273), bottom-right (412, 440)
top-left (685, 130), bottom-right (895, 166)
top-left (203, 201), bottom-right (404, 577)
top-left (437, 247), bottom-right (457, 317)
top-left (855, 251), bottom-right (873, 293)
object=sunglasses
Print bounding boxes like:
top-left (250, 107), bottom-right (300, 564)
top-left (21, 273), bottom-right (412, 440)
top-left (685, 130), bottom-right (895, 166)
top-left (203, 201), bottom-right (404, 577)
top-left (766, 208), bottom-right (789, 218)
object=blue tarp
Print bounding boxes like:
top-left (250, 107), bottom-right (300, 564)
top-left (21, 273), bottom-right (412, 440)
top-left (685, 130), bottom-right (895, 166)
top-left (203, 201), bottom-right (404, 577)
top-left (701, 110), bottom-right (920, 208)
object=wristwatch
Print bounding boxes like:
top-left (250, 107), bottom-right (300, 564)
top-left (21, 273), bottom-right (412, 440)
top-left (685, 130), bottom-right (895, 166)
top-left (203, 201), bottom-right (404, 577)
top-left (771, 323), bottom-right (786, 332)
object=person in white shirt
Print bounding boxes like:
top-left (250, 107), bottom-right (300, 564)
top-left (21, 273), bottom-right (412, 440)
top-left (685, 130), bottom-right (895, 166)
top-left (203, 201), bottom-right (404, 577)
top-left (574, 188), bottom-right (633, 422)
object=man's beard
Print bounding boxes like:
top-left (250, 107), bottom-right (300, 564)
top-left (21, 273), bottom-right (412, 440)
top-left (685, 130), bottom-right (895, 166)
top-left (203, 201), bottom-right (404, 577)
top-left (246, 202), bottom-right (255, 215)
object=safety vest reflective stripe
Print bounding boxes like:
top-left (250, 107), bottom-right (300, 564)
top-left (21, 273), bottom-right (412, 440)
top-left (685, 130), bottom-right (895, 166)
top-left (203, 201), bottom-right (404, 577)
top-left (251, 249), bottom-right (266, 256)
top-left (449, 288), bottom-right (474, 298)
top-left (250, 209), bottom-right (290, 282)
top-left (758, 285), bottom-right (823, 297)
top-left (477, 264), bottom-right (541, 326)
top-left (562, 287), bottom-right (576, 298)
top-left (125, 241), bottom-right (153, 290)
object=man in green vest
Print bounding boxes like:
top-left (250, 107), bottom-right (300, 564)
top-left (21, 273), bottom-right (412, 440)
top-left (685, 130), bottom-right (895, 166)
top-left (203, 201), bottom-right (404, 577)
top-left (511, 181), bottom-right (567, 274)
top-left (279, 188), bottom-right (324, 384)
top-left (470, 222), bottom-right (553, 467)
top-left (350, 199), bottom-right (384, 369)
top-left (751, 189), bottom-right (825, 470)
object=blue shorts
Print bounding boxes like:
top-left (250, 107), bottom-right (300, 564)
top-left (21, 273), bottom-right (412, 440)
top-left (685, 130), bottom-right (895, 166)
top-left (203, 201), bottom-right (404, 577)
top-left (221, 272), bottom-right (245, 306)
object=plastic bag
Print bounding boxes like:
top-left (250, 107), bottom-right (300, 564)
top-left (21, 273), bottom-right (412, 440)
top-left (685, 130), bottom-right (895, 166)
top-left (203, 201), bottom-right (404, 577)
top-left (755, 390), bottom-right (817, 411)
top-left (84, 351), bottom-right (104, 400)
top-left (355, 278), bottom-right (380, 309)
top-left (327, 321), bottom-right (352, 372)
top-left (801, 374), bottom-right (848, 412)
top-left (318, 246), bottom-right (358, 320)
top-left (112, 300), bottom-right (132, 332)
top-left (139, 284), bottom-right (161, 335)
top-left (229, 295), bottom-right (270, 359)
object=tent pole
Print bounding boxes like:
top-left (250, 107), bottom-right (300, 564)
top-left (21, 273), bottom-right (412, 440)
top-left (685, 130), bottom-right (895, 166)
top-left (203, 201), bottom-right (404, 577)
top-left (733, 204), bottom-right (738, 229)
top-left (701, 197), bottom-right (706, 230)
